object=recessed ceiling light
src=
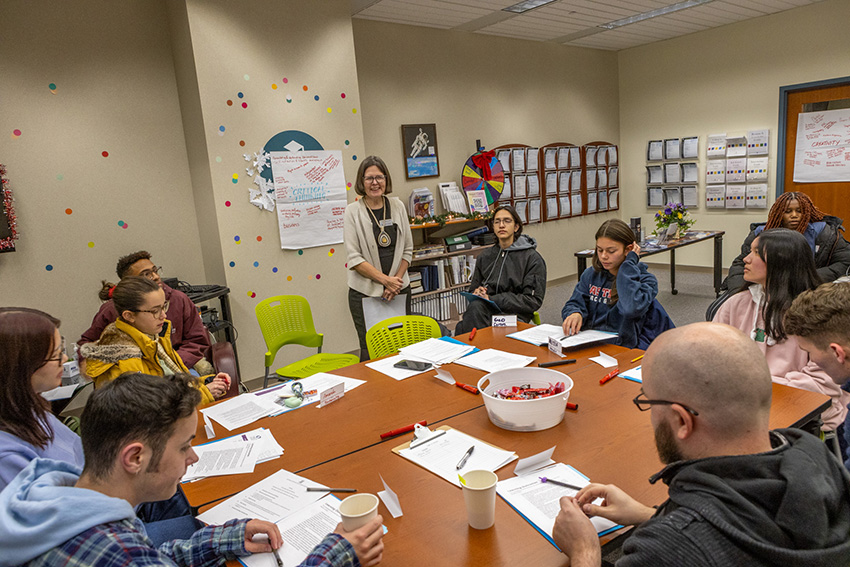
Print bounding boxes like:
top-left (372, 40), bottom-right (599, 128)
top-left (502, 0), bottom-right (558, 14)
top-left (598, 0), bottom-right (714, 29)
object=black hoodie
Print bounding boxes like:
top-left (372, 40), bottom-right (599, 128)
top-left (618, 429), bottom-right (850, 566)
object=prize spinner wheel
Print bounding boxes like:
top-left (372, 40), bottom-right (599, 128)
top-left (462, 152), bottom-right (505, 207)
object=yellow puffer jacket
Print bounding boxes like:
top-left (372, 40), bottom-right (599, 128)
top-left (80, 319), bottom-right (215, 406)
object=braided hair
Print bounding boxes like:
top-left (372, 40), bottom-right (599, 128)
top-left (765, 192), bottom-right (824, 233)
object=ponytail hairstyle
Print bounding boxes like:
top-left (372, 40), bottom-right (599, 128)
top-left (755, 228), bottom-right (821, 341)
top-left (0, 308), bottom-right (61, 448)
top-left (99, 276), bottom-right (160, 320)
top-left (765, 192), bottom-right (824, 234)
top-left (592, 219), bottom-right (637, 305)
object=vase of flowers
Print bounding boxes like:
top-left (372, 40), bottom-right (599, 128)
top-left (654, 202), bottom-right (695, 238)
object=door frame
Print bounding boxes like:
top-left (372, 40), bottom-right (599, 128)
top-left (777, 75), bottom-right (850, 196)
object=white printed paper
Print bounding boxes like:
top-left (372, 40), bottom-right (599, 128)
top-left (747, 129), bottom-right (769, 156)
top-left (706, 160), bottom-right (726, 184)
top-left (746, 157), bottom-right (769, 181)
top-left (706, 185), bottom-right (726, 208)
top-left (726, 158), bottom-right (747, 183)
top-left (746, 183), bottom-right (768, 209)
top-left (726, 184), bottom-right (746, 209)
top-left (793, 109), bottom-right (850, 182)
top-left (707, 134), bottom-right (727, 157)
top-left (682, 136), bottom-right (699, 159)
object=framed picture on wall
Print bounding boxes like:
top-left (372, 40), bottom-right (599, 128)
top-left (401, 123), bottom-right (440, 179)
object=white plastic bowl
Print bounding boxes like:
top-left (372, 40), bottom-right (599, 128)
top-left (477, 367), bottom-right (574, 432)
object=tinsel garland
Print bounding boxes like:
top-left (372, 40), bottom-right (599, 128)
top-left (0, 164), bottom-right (18, 252)
top-left (408, 210), bottom-right (492, 227)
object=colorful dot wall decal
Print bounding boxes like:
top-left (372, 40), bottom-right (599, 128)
top-left (227, 100), bottom-right (233, 106)
top-left (88, 242), bottom-right (95, 248)
top-left (219, 125), bottom-right (225, 132)
top-left (314, 95), bottom-right (320, 101)
top-left (65, 208), bottom-right (73, 215)
top-left (49, 83), bottom-right (57, 90)
top-left (316, 274), bottom-right (322, 280)
top-left (102, 151), bottom-right (109, 157)
top-left (352, 108), bottom-right (357, 113)
top-left (345, 140), bottom-right (350, 145)
top-left (253, 261), bottom-right (259, 267)
top-left (242, 102), bottom-right (248, 109)
top-left (328, 249), bottom-right (335, 257)
top-left (286, 96), bottom-right (292, 103)
top-left (272, 267), bottom-right (278, 273)
top-left (352, 155), bottom-right (357, 160)
top-left (12, 129), bottom-right (21, 137)
top-left (244, 74), bottom-right (250, 81)
top-left (57, 174), bottom-right (64, 180)
top-left (118, 220), bottom-right (125, 227)
top-left (237, 92), bottom-right (244, 98)
top-left (225, 201), bottom-right (231, 207)
top-left (297, 250), bottom-right (303, 255)
top-left (283, 78), bottom-right (288, 84)
top-left (302, 85), bottom-right (308, 91)
top-left (215, 156), bottom-right (222, 163)
top-left (256, 236), bottom-right (262, 242)
top-left (122, 223), bottom-right (129, 229)
top-left (248, 291), bottom-right (256, 298)
top-left (234, 235), bottom-right (240, 242)
top-left (239, 140), bottom-right (246, 146)
top-left (272, 84), bottom-right (278, 90)
top-left (287, 276), bottom-right (292, 281)
top-left (340, 93), bottom-right (346, 99)
top-left (229, 262), bottom-right (236, 268)
top-left (327, 107), bottom-right (332, 113)
top-left (46, 265), bottom-right (54, 271)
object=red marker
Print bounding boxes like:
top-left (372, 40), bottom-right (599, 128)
top-left (469, 327), bottom-right (477, 340)
top-left (455, 382), bottom-right (480, 395)
top-left (380, 420), bottom-right (427, 440)
top-left (599, 368), bottom-right (620, 385)
top-left (566, 402), bottom-right (579, 410)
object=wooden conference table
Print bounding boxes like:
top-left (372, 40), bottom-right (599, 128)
top-left (186, 324), bottom-right (830, 566)
top-left (575, 230), bottom-right (725, 296)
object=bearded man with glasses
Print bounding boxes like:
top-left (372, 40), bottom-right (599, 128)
top-left (552, 322), bottom-right (850, 567)
top-left (78, 250), bottom-right (211, 375)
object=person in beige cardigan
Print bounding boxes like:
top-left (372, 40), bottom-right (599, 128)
top-left (344, 156), bottom-right (414, 360)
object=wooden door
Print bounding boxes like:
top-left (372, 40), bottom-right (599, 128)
top-left (780, 78), bottom-right (850, 223)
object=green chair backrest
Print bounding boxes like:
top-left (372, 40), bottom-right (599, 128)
top-left (255, 295), bottom-right (324, 367)
top-left (366, 315), bottom-right (442, 360)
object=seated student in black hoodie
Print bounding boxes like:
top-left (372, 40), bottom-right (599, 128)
top-left (454, 205), bottom-right (546, 335)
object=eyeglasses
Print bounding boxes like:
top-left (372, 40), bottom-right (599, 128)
top-left (493, 218), bottom-right (514, 226)
top-left (135, 301), bottom-right (170, 318)
top-left (364, 175), bottom-right (386, 184)
top-left (138, 266), bottom-right (162, 280)
top-left (44, 337), bottom-right (66, 363)
top-left (633, 391), bottom-right (699, 416)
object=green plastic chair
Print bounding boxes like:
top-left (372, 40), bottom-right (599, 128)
top-left (366, 315), bottom-right (442, 360)
top-left (256, 295), bottom-right (360, 389)
top-left (532, 311), bottom-right (541, 325)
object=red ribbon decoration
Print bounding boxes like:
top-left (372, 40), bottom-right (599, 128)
top-left (470, 150), bottom-right (496, 184)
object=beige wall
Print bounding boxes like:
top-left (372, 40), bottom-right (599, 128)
top-left (618, 0), bottom-right (850, 269)
top-left (353, 19), bottom-right (621, 282)
top-left (176, 0), bottom-right (367, 379)
top-left (0, 0), bottom-right (205, 346)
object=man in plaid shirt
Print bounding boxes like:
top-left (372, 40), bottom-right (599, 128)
top-left (0, 373), bottom-right (384, 567)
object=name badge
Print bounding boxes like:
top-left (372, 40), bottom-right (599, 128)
top-left (380, 219), bottom-right (393, 227)
top-left (492, 315), bottom-right (517, 327)
top-left (319, 382), bottom-right (345, 407)
top-left (548, 335), bottom-right (564, 356)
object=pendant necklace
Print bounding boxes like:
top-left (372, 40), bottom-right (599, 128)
top-left (365, 197), bottom-right (391, 248)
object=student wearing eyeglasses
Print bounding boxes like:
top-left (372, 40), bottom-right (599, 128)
top-left (80, 277), bottom-right (229, 405)
top-left (77, 250), bottom-right (212, 375)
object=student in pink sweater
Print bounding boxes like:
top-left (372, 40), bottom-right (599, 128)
top-left (714, 228), bottom-right (850, 430)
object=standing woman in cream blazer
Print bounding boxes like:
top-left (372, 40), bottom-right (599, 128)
top-left (344, 156), bottom-right (414, 360)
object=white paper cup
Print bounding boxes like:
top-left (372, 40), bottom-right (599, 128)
top-left (461, 470), bottom-right (498, 529)
top-left (339, 493), bottom-right (379, 531)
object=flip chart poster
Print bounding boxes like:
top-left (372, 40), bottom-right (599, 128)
top-left (793, 109), bottom-right (850, 183)
top-left (270, 151), bottom-right (346, 249)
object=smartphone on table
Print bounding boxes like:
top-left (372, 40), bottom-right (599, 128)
top-left (393, 359), bottom-right (432, 371)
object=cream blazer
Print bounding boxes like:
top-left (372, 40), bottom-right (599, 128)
top-left (344, 196), bottom-right (414, 296)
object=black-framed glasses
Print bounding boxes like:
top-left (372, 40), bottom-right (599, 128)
top-left (363, 175), bottom-right (386, 183)
top-left (138, 266), bottom-right (162, 280)
top-left (633, 391), bottom-right (699, 416)
top-left (493, 218), bottom-right (514, 226)
top-left (135, 301), bottom-right (170, 318)
top-left (45, 337), bottom-right (66, 363)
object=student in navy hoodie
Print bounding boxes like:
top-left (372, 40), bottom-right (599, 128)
top-left (561, 219), bottom-right (673, 349)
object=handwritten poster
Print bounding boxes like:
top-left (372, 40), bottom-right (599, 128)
top-left (271, 151), bottom-right (346, 249)
top-left (793, 109), bottom-right (850, 183)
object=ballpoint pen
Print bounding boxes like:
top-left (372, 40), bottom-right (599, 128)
top-left (538, 359), bottom-right (577, 368)
top-left (306, 487), bottom-right (357, 492)
top-left (456, 445), bottom-right (475, 469)
top-left (539, 477), bottom-right (583, 490)
top-left (272, 546), bottom-right (284, 567)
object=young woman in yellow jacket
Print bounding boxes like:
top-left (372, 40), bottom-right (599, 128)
top-left (80, 276), bottom-right (229, 406)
